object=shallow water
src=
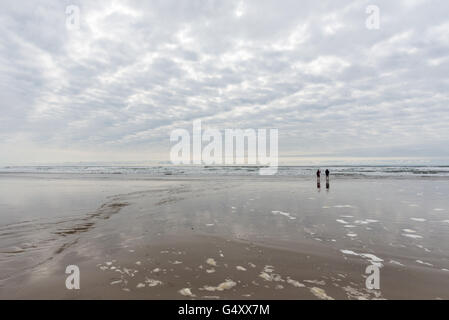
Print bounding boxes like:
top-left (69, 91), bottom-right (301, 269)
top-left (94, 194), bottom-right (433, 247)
top-left (1, 174), bottom-right (448, 299)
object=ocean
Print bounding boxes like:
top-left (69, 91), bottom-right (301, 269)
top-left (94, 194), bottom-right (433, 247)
top-left (1, 165), bottom-right (449, 177)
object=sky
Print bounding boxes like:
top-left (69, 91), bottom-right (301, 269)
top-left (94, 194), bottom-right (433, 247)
top-left (0, 0), bottom-right (449, 165)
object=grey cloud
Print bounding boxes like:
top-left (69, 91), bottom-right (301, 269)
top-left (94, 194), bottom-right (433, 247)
top-left (0, 0), bottom-right (448, 164)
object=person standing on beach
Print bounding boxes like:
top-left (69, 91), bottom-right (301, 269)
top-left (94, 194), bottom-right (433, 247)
top-left (325, 169), bottom-right (329, 179)
top-left (316, 169), bottom-right (321, 189)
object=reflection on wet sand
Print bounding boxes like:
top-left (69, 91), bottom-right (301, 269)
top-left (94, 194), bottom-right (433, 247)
top-left (1, 175), bottom-right (449, 299)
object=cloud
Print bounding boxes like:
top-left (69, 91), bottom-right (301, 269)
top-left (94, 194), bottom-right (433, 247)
top-left (0, 0), bottom-right (448, 164)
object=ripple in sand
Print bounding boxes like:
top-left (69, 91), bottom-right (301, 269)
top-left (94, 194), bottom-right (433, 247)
top-left (275, 284), bottom-right (284, 290)
top-left (342, 286), bottom-right (383, 300)
top-left (304, 279), bottom-right (326, 285)
top-left (411, 218), bottom-right (426, 222)
top-left (259, 272), bottom-right (282, 282)
top-left (258, 265), bottom-right (283, 282)
top-left (206, 258), bottom-right (217, 266)
top-left (259, 272), bottom-right (273, 281)
top-left (310, 287), bottom-right (334, 300)
top-left (179, 288), bottom-right (195, 297)
top-left (416, 260), bottom-right (433, 267)
top-left (340, 250), bottom-right (383, 267)
top-left (271, 210), bottom-right (296, 220)
top-left (354, 219), bottom-right (378, 224)
top-left (201, 279), bottom-right (237, 292)
top-left (286, 278), bottom-right (305, 288)
top-left (402, 233), bottom-right (423, 239)
top-left (236, 266), bottom-right (247, 271)
top-left (416, 244), bottom-right (431, 252)
top-left (145, 278), bottom-right (162, 287)
top-left (389, 260), bottom-right (404, 266)
top-left (263, 265), bottom-right (274, 273)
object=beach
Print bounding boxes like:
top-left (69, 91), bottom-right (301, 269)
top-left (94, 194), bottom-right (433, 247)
top-left (1, 169), bottom-right (449, 299)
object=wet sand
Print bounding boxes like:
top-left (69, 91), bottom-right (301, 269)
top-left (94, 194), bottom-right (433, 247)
top-left (1, 174), bottom-right (449, 299)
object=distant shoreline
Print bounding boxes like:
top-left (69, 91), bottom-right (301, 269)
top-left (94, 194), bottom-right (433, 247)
top-left (1, 165), bottom-right (449, 178)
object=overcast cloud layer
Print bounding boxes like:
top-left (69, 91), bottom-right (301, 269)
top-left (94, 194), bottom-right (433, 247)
top-left (1, 0), bottom-right (449, 165)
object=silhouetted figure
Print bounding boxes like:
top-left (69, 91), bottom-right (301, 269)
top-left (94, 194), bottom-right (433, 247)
top-left (316, 169), bottom-right (321, 189)
top-left (325, 169), bottom-right (330, 190)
